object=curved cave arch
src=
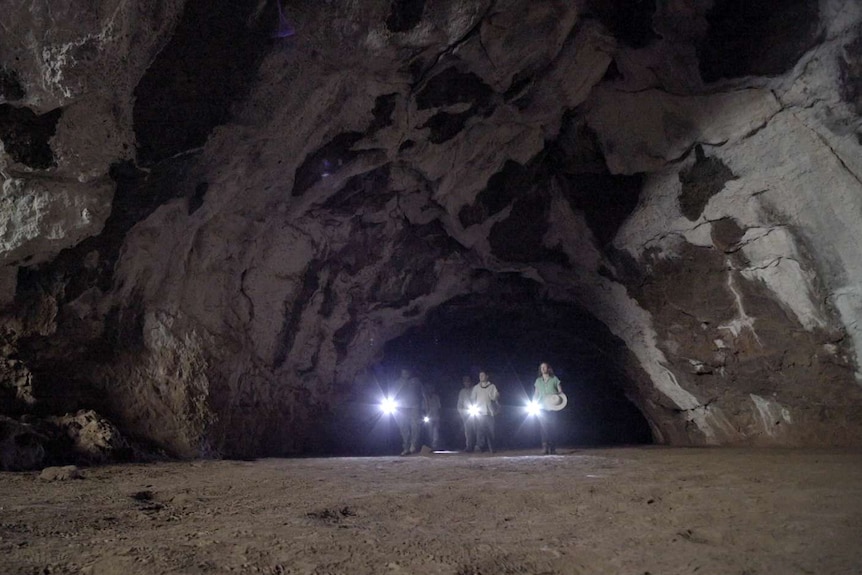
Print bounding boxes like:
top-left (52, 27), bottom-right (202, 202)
top-left (325, 278), bottom-right (653, 455)
top-left (5, 0), bottom-right (862, 471)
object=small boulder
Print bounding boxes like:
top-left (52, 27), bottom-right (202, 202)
top-left (48, 410), bottom-right (129, 463)
top-left (39, 465), bottom-right (83, 481)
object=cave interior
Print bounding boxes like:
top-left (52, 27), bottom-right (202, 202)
top-left (1, 0), bottom-right (862, 468)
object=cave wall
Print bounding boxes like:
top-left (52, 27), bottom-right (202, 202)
top-left (0, 1), bottom-right (184, 277)
top-left (2, 0), bottom-right (862, 460)
top-left (600, 3), bottom-right (862, 444)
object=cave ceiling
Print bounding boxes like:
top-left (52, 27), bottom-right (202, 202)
top-left (2, 0), bottom-right (862, 463)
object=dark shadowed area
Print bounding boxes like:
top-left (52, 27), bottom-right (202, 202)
top-left (324, 277), bottom-right (652, 456)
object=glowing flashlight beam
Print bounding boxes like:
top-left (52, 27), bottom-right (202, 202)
top-left (467, 404), bottom-right (480, 418)
top-left (423, 416), bottom-right (430, 423)
top-left (526, 400), bottom-right (542, 417)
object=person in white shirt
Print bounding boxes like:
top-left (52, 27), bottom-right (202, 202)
top-left (470, 371), bottom-right (500, 453)
top-left (424, 386), bottom-right (442, 450)
top-left (456, 376), bottom-right (476, 452)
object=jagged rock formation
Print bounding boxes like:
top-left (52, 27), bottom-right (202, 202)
top-left (1, 0), bottom-right (861, 462)
top-left (0, 409), bottom-right (128, 470)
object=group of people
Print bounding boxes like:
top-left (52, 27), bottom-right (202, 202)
top-left (391, 362), bottom-right (565, 456)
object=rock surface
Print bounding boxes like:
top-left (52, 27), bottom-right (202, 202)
top-left (0, 416), bottom-right (46, 471)
top-left (1, 0), bottom-right (862, 458)
top-left (38, 464), bottom-right (82, 481)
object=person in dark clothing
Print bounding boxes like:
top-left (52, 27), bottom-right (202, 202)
top-left (457, 375), bottom-right (476, 452)
top-left (394, 368), bottom-right (423, 455)
top-left (424, 386), bottom-right (442, 450)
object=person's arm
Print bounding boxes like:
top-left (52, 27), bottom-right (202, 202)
top-left (555, 378), bottom-right (563, 394)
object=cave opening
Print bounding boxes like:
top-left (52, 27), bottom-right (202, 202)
top-left (327, 277), bottom-right (653, 456)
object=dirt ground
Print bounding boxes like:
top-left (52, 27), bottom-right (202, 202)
top-left (1, 447), bottom-right (861, 575)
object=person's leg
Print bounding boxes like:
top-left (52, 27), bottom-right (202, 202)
top-left (431, 419), bottom-right (440, 450)
top-left (408, 408), bottom-right (421, 453)
top-left (538, 412), bottom-right (550, 454)
top-left (396, 412), bottom-right (411, 455)
top-left (487, 416), bottom-right (496, 453)
top-left (547, 411), bottom-right (558, 454)
top-left (461, 416), bottom-right (469, 450)
top-left (476, 416), bottom-right (489, 452)
top-left (464, 417), bottom-right (476, 451)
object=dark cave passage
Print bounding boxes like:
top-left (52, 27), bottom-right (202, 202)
top-left (326, 279), bottom-right (653, 455)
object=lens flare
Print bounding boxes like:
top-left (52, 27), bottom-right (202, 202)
top-left (380, 397), bottom-right (398, 415)
top-left (468, 404), bottom-right (480, 418)
top-left (423, 416), bottom-right (430, 423)
top-left (526, 400), bottom-right (542, 417)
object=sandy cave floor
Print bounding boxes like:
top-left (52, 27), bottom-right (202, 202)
top-left (2, 447), bottom-right (861, 575)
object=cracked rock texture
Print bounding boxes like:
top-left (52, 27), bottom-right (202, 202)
top-left (1, 0), bottom-right (862, 461)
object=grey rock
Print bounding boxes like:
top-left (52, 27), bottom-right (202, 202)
top-left (39, 465), bottom-right (83, 481)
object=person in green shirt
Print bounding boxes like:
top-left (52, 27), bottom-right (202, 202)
top-left (533, 362), bottom-right (564, 455)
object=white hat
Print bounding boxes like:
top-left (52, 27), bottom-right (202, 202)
top-left (543, 393), bottom-right (567, 411)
